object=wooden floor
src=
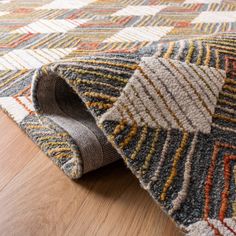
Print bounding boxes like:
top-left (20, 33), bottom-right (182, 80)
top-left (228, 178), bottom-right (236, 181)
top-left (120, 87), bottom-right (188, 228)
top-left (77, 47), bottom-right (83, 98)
top-left (0, 110), bottom-right (183, 236)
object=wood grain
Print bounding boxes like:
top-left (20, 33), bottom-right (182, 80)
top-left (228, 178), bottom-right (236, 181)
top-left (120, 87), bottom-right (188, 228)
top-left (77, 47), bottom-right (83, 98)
top-left (0, 111), bottom-right (183, 236)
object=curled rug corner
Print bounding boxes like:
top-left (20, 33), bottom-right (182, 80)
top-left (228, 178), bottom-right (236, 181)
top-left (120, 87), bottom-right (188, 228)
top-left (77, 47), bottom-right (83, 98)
top-left (31, 62), bottom-right (121, 179)
top-left (31, 32), bottom-right (236, 235)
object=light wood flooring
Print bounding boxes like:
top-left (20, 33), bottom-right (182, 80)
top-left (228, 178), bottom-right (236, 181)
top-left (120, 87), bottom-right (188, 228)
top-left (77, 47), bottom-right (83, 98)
top-left (0, 110), bottom-right (183, 236)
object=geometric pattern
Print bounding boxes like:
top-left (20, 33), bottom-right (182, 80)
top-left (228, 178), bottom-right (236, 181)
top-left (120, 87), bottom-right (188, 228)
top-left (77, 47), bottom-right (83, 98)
top-left (12, 19), bottom-right (88, 34)
top-left (37, 0), bottom-right (95, 9)
top-left (112, 5), bottom-right (168, 16)
top-left (98, 35), bottom-right (236, 235)
top-left (103, 27), bottom-right (174, 43)
top-left (32, 32), bottom-right (236, 235)
top-left (192, 12), bottom-right (236, 23)
top-left (102, 58), bottom-right (225, 133)
top-left (0, 48), bottom-right (76, 69)
top-left (1, 1), bottom-right (236, 235)
top-left (0, 96), bottom-right (34, 123)
top-left (184, 0), bottom-right (222, 3)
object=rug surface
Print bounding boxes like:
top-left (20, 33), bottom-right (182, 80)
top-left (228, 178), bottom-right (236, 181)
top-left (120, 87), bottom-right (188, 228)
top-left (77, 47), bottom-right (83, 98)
top-left (0, 0), bottom-right (236, 235)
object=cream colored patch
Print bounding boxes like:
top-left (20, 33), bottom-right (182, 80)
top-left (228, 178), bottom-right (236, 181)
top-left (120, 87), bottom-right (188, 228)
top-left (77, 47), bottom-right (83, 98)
top-left (185, 218), bottom-right (236, 236)
top-left (99, 58), bottom-right (225, 133)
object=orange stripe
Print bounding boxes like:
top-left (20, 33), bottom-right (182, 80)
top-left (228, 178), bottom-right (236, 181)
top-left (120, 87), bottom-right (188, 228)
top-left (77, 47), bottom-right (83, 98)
top-left (13, 96), bottom-right (34, 115)
top-left (219, 155), bottom-right (236, 222)
top-left (204, 142), bottom-right (236, 219)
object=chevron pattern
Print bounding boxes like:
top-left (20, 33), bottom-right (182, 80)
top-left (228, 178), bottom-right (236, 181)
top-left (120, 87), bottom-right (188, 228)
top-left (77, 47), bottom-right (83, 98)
top-left (0, 1), bottom-right (236, 235)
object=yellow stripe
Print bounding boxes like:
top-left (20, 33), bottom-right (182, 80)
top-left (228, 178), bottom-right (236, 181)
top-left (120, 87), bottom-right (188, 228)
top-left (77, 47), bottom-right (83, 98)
top-left (0, 70), bottom-right (28, 89)
top-left (202, 38), bottom-right (236, 47)
top-left (130, 125), bottom-right (148, 160)
top-left (198, 37), bottom-right (235, 46)
top-left (111, 105), bottom-right (128, 137)
top-left (215, 49), bottom-right (220, 69)
top-left (213, 114), bottom-right (236, 124)
top-left (119, 123), bottom-right (138, 149)
top-left (209, 23), bottom-right (216, 34)
top-left (225, 78), bottom-right (236, 86)
top-left (196, 41), bottom-right (203, 65)
top-left (186, 40), bottom-right (194, 64)
top-left (223, 85), bottom-right (236, 93)
top-left (37, 136), bottom-right (58, 142)
top-left (52, 153), bottom-right (73, 159)
top-left (82, 91), bottom-right (117, 102)
top-left (218, 99), bottom-right (236, 108)
top-left (41, 66), bottom-right (49, 75)
top-left (74, 77), bottom-right (121, 92)
top-left (113, 119), bottom-right (128, 136)
top-left (27, 125), bottom-right (46, 129)
top-left (47, 147), bottom-right (71, 156)
top-left (118, 104), bottom-right (138, 149)
top-left (217, 49), bottom-right (236, 57)
top-left (204, 44), bottom-right (211, 66)
top-left (220, 91), bottom-right (236, 100)
top-left (141, 127), bottom-right (160, 174)
top-left (42, 141), bottom-right (68, 147)
top-left (67, 67), bottom-right (128, 83)
top-left (160, 132), bottom-right (189, 201)
top-left (73, 59), bottom-right (138, 70)
top-left (164, 41), bottom-right (175, 59)
top-left (85, 101), bottom-right (113, 110)
top-left (207, 43), bottom-right (236, 51)
top-left (36, 133), bottom-right (69, 141)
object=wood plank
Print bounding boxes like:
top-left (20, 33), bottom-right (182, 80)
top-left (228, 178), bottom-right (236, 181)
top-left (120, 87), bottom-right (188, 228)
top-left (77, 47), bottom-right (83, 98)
top-left (0, 111), bottom-right (37, 190)
top-left (64, 164), bottom-right (182, 236)
top-left (0, 113), bottom-right (183, 236)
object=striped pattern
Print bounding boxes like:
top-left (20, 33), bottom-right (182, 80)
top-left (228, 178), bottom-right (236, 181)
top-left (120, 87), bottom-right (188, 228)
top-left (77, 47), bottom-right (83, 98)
top-left (32, 32), bottom-right (236, 235)
top-left (21, 115), bottom-right (82, 178)
top-left (112, 5), bottom-right (168, 16)
top-left (0, 48), bottom-right (75, 69)
top-left (37, 0), bottom-right (95, 10)
top-left (192, 11), bottom-right (236, 23)
top-left (184, 0), bottom-right (222, 3)
top-left (12, 19), bottom-right (88, 34)
top-left (101, 57), bottom-right (225, 133)
top-left (0, 96), bottom-right (34, 122)
top-left (103, 26), bottom-right (174, 43)
top-left (1, 1), bottom-right (236, 235)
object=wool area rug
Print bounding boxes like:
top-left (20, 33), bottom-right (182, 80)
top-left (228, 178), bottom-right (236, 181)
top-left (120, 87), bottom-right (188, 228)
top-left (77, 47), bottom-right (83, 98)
top-left (0, 0), bottom-right (236, 235)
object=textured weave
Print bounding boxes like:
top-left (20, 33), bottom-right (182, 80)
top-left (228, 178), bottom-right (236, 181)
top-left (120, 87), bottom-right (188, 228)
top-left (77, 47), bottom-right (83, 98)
top-left (1, 0), bottom-right (236, 235)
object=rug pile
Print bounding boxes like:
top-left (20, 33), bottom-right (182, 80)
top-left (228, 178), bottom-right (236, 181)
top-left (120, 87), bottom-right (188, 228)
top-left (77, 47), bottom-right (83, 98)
top-left (0, 0), bottom-right (236, 235)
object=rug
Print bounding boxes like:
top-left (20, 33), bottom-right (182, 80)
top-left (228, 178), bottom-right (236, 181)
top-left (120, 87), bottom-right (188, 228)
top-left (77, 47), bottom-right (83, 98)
top-left (0, 0), bottom-right (236, 235)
